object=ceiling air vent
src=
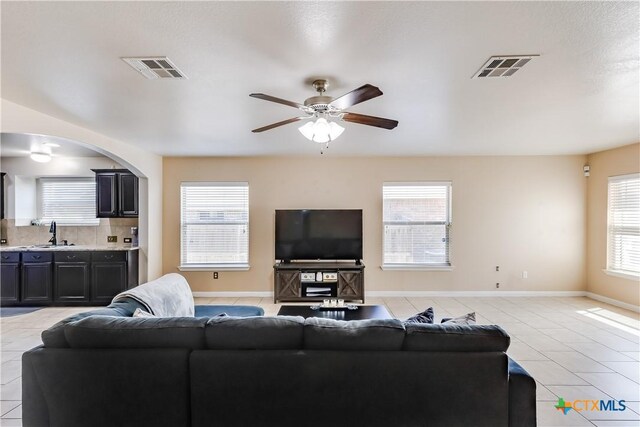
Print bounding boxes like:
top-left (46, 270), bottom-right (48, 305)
top-left (122, 57), bottom-right (187, 79)
top-left (472, 55), bottom-right (539, 79)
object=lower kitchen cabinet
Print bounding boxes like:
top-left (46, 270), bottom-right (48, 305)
top-left (21, 252), bottom-right (53, 304)
top-left (1, 252), bottom-right (20, 304)
top-left (54, 252), bottom-right (91, 303)
top-left (0, 249), bottom-right (138, 306)
top-left (91, 266), bottom-right (126, 304)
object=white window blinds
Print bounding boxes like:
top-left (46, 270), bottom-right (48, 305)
top-left (180, 182), bottom-right (249, 269)
top-left (383, 182), bottom-right (452, 268)
top-left (39, 178), bottom-right (99, 226)
top-left (607, 174), bottom-right (640, 276)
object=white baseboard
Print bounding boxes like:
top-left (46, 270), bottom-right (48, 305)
top-left (585, 292), bottom-right (640, 313)
top-left (193, 291), bottom-right (272, 298)
top-left (365, 290), bottom-right (586, 297)
top-left (193, 291), bottom-right (585, 298)
top-left (191, 290), bottom-right (640, 313)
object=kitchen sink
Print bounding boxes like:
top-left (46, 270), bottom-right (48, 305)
top-left (8, 244), bottom-right (76, 250)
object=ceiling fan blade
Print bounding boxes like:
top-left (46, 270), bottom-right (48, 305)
top-left (328, 84), bottom-right (383, 110)
top-left (251, 116), bottom-right (307, 133)
top-left (249, 93), bottom-right (307, 110)
top-left (342, 112), bottom-right (398, 130)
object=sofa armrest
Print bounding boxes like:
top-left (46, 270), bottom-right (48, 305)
top-left (508, 357), bottom-right (536, 427)
top-left (22, 347), bottom-right (50, 427)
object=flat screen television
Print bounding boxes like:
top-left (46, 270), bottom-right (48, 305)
top-left (275, 209), bottom-right (363, 261)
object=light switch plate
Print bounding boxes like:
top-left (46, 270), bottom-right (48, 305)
top-left (123, 238), bottom-right (132, 243)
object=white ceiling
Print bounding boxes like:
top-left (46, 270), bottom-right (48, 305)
top-left (1, 1), bottom-right (638, 157)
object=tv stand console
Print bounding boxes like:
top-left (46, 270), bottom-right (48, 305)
top-left (273, 262), bottom-right (365, 303)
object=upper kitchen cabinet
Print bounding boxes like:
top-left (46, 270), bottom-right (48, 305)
top-left (1, 172), bottom-right (6, 220)
top-left (92, 169), bottom-right (138, 218)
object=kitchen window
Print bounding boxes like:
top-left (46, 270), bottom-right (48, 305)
top-left (38, 177), bottom-right (99, 226)
top-left (179, 182), bottom-right (249, 271)
top-left (606, 173), bottom-right (640, 278)
top-left (382, 182), bottom-right (452, 269)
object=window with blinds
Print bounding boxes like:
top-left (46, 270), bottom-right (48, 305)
top-left (383, 182), bottom-right (452, 268)
top-left (38, 178), bottom-right (99, 226)
top-left (607, 174), bottom-right (640, 276)
top-left (180, 182), bottom-right (249, 269)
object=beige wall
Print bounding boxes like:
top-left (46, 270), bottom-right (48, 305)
top-left (1, 99), bottom-right (163, 282)
top-left (586, 143), bottom-right (640, 306)
top-left (163, 156), bottom-right (587, 294)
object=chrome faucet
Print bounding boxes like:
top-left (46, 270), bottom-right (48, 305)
top-left (48, 221), bottom-right (57, 246)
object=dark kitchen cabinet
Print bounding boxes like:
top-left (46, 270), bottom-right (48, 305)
top-left (92, 169), bottom-right (138, 218)
top-left (91, 251), bottom-right (127, 304)
top-left (1, 252), bottom-right (20, 304)
top-left (119, 173), bottom-right (138, 217)
top-left (95, 172), bottom-right (118, 217)
top-left (1, 172), bottom-right (6, 220)
top-left (22, 252), bottom-right (53, 304)
top-left (54, 252), bottom-right (91, 303)
top-left (1, 249), bottom-right (138, 306)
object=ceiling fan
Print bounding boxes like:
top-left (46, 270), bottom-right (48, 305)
top-left (249, 79), bottom-right (398, 148)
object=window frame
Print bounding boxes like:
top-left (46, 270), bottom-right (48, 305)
top-left (382, 181), bottom-right (453, 271)
top-left (37, 177), bottom-right (100, 226)
top-left (605, 173), bottom-right (640, 280)
top-left (178, 181), bottom-right (250, 271)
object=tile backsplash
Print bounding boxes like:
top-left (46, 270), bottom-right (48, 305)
top-left (0, 218), bottom-right (138, 246)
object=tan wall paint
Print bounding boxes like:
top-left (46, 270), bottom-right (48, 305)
top-left (163, 156), bottom-right (587, 294)
top-left (586, 143), bottom-right (640, 306)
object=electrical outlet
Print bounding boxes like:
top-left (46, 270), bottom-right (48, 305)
top-left (496, 266), bottom-right (500, 272)
top-left (0, 239), bottom-right (6, 245)
top-left (124, 238), bottom-right (132, 244)
top-left (496, 283), bottom-right (500, 289)
top-left (107, 236), bottom-right (117, 243)
top-left (213, 272), bottom-right (219, 279)
top-left (522, 271), bottom-right (528, 279)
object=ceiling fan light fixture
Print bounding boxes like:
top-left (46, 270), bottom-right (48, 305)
top-left (298, 121), bottom-right (316, 140)
top-left (252, 80), bottom-right (396, 153)
top-left (313, 118), bottom-right (331, 143)
top-left (298, 118), bottom-right (344, 144)
top-left (328, 121), bottom-right (345, 140)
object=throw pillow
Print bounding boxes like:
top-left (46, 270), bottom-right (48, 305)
top-left (404, 307), bottom-right (434, 324)
top-left (443, 312), bottom-right (476, 325)
top-left (133, 308), bottom-right (156, 318)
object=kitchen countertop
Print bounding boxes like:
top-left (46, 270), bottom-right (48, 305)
top-left (0, 245), bottom-right (139, 252)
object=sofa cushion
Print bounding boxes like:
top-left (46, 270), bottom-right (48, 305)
top-left (404, 307), bottom-right (434, 324)
top-left (65, 316), bottom-right (208, 349)
top-left (205, 316), bottom-right (304, 349)
top-left (304, 318), bottom-right (406, 351)
top-left (403, 323), bottom-right (510, 352)
top-left (442, 312), bottom-right (476, 325)
top-left (41, 297), bottom-right (145, 348)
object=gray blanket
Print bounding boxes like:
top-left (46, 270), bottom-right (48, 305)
top-left (112, 273), bottom-right (194, 317)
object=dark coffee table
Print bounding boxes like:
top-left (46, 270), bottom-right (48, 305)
top-left (277, 304), bottom-right (392, 320)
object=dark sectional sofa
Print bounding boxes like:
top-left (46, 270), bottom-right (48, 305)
top-left (24, 313), bottom-right (536, 427)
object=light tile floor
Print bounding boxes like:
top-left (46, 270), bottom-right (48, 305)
top-left (1, 296), bottom-right (639, 426)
